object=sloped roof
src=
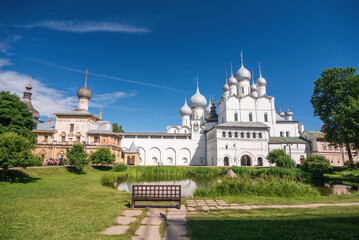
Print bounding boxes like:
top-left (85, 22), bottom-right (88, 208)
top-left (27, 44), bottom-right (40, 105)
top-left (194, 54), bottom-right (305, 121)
top-left (269, 137), bottom-right (308, 144)
top-left (33, 121), bottom-right (56, 132)
top-left (306, 130), bottom-right (325, 139)
top-left (126, 142), bottom-right (138, 153)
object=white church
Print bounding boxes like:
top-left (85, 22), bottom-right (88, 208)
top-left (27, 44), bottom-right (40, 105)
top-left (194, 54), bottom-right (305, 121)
top-left (119, 52), bottom-right (309, 166)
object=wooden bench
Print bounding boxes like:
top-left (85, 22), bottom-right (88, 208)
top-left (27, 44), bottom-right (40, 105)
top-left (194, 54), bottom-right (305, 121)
top-left (131, 185), bottom-right (181, 209)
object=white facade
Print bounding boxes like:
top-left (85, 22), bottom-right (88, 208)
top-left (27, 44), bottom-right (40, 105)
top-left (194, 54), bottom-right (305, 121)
top-left (120, 53), bottom-right (309, 166)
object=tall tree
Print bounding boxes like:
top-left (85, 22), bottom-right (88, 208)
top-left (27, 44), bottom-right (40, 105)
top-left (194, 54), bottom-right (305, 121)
top-left (311, 67), bottom-right (359, 161)
top-left (66, 144), bottom-right (89, 172)
top-left (0, 91), bottom-right (37, 140)
top-left (112, 123), bottom-right (124, 133)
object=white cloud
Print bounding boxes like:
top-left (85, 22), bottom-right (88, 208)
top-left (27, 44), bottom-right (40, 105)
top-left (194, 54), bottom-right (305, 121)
top-left (0, 35), bottom-right (22, 55)
top-left (90, 91), bottom-right (137, 108)
top-left (16, 20), bottom-right (151, 33)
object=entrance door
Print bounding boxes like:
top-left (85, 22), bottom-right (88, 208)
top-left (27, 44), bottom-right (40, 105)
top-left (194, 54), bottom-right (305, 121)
top-left (224, 157), bottom-right (229, 166)
top-left (241, 155), bottom-right (252, 166)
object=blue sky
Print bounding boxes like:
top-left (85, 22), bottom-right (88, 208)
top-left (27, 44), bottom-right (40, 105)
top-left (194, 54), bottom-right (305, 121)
top-left (0, 0), bottom-right (358, 132)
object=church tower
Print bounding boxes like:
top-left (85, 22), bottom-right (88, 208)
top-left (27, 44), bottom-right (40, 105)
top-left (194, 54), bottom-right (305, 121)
top-left (22, 75), bottom-right (41, 123)
top-left (77, 69), bottom-right (92, 111)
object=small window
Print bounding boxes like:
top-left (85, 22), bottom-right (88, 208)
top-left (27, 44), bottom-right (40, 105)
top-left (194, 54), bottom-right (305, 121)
top-left (222, 131), bottom-right (226, 137)
top-left (259, 133), bottom-right (262, 138)
top-left (241, 132), bottom-right (244, 138)
top-left (94, 136), bottom-right (99, 143)
top-left (61, 136), bottom-right (65, 142)
top-left (253, 132), bottom-right (256, 138)
top-left (76, 136), bottom-right (80, 142)
top-left (45, 135), bottom-right (48, 142)
top-left (70, 124), bottom-right (74, 132)
top-left (249, 113), bottom-right (253, 122)
top-left (264, 113), bottom-right (268, 122)
top-left (247, 132), bottom-right (250, 138)
top-left (286, 131), bottom-right (290, 137)
top-left (280, 132), bottom-right (284, 137)
top-left (225, 145), bottom-right (228, 150)
top-left (234, 112), bottom-right (238, 121)
top-left (228, 132), bottom-right (232, 138)
top-left (242, 87), bottom-right (244, 94)
top-left (235, 132), bottom-right (238, 138)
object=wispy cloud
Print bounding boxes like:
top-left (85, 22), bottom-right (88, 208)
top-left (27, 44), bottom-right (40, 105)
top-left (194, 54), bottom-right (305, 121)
top-left (19, 56), bottom-right (187, 93)
top-left (15, 20), bottom-right (151, 33)
top-left (91, 91), bottom-right (137, 108)
top-left (0, 35), bottom-right (22, 55)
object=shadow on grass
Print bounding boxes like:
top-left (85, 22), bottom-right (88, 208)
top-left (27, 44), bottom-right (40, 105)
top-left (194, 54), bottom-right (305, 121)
top-left (66, 166), bottom-right (86, 174)
top-left (92, 165), bottom-right (112, 171)
top-left (187, 215), bottom-right (359, 240)
top-left (0, 170), bottom-right (40, 183)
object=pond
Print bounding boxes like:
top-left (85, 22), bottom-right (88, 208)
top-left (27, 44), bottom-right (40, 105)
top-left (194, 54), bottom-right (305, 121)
top-left (115, 177), bottom-right (359, 197)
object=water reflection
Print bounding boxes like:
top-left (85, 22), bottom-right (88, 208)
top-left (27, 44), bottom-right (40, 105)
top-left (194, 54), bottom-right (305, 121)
top-left (315, 184), bottom-right (358, 196)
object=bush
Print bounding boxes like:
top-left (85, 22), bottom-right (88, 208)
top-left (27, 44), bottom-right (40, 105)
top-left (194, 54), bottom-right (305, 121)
top-left (66, 144), bottom-right (89, 173)
top-left (344, 161), bottom-right (359, 169)
top-left (31, 155), bottom-right (44, 166)
top-left (303, 155), bottom-right (331, 178)
top-left (90, 148), bottom-right (115, 166)
top-left (113, 163), bottom-right (127, 172)
top-left (101, 173), bottom-right (118, 185)
top-left (267, 150), bottom-right (296, 168)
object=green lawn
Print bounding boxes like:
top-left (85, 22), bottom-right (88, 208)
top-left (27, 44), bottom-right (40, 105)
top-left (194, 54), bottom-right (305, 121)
top-left (1, 166), bottom-right (359, 240)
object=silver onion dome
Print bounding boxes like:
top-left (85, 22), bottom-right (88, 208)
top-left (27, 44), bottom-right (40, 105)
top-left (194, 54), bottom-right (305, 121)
top-left (286, 109), bottom-right (293, 116)
top-left (204, 98), bottom-right (212, 116)
top-left (179, 99), bottom-right (192, 116)
top-left (222, 82), bottom-right (229, 92)
top-left (235, 65), bottom-right (251, 81)
top-left (256, 62), bottom-right (267, 86)
top-left (251, 82), bottom-right (257, 91)
top-left (189, 84), bottom-right (207, 108)
top-left (228, 75), bottom-right (237, 85)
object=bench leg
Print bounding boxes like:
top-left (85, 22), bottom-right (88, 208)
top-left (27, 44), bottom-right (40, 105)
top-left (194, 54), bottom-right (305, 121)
top-left (179, 199), bottom-right (181, 209)
top-left (131, 199), bottom-right (134, 208)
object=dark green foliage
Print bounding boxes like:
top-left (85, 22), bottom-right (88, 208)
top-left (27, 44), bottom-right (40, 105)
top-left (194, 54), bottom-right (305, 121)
top-left (0, 91), bottom-right (37, 141)
top-left (112, 123), bottom-right (124, 133)
top-left (89, 148), bottom-right (115, 166)
top-left (0, 132), bottom-right (35, 181)
top-left (100, 173), bottom-right (118, 185)
top-left (311, 67), bottom-right (359, 161)
top-left (303, 155), bottom-right (332, 178)
top-left (267, 149), bottom-right (296, 168)
top-left (113, 163), bottom-right (127, 172)
top-left (66, 144), bottom-right (89, 173)
top-left (344, 161), bottom-right (359, 169)
top-left (194, 176), bottom-right (320, 198)
top-left (230, 166), bottom-right (309, 179)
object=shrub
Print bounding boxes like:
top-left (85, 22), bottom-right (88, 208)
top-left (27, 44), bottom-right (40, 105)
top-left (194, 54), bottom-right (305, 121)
top-left (344, 161), bottom-right (359, 169)
top-left (340, 171), bottom-right (355, 178)
top-left (267, 150), bottom-right (296, 168)
top-left (101, 173), bottom-right (118, 185)
top-left (113, 163), bottom-right (127, 172)
top-left (31, 154), bottom-right (44, 166)
top-left (66, 144), bottom-right (89, 173)
top-left (90, 148), bottom-right (115, 166)
top-left (303, 155), bottom-right (331, 178)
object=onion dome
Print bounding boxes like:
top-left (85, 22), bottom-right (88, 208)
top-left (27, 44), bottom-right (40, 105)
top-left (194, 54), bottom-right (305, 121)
top-left (204, 97), bottom-right (212, 116)
top-left (278, 110), bottom-right (285, 117)
top-left (251, 82), bottom-right (257, 92)
top-left (179, 99), bottom-right (192, 116)
top-left (235, 51), bottom-right (251, 81)
top-left (286, 109), bottom-right (293, 116)
top-left (189, 78), bottom-right (207, 108)
top-left (256, 62), bottom-right (267, 86)
top-left (228, 62), bottom-right (238, 86)
top-left (222, 70), bottom-right (229, 92)
top-left (77, 69), bottom-right (92, 99)
top-left (22, 76), bottom-right (40, 121)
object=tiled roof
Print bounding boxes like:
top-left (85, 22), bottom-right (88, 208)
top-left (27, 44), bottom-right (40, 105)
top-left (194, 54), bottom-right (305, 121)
top-left (269, 137), bottom-right (308, 144)
top-left (33, 121), bottom-right (56, 132)
top-left (307, 130), bottom-right (326, 139)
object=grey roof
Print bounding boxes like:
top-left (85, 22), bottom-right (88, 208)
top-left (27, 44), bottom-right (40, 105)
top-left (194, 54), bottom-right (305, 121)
top-left (126, 141), bottom-right (138, 153)
top-left (276, 113), bottom-right (285, 121)
top-left (34, 121), bottom-right (56, 131)
top-left (88, 130), bottom-right (115, 135)
top-left (54, 109), bottom-right (99, 119)
top-left (216, 122), bottom-right (270, 128)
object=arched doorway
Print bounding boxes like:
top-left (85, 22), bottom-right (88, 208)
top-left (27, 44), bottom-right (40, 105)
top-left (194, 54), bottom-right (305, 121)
top-left (300, 156), bottom-right (305, 165)
top-left (257, 157), bottom-right (263, 166)
top-left (241, 155), bottom-right (252, 166)
top-left (224, 157), bottom-right (229, 166)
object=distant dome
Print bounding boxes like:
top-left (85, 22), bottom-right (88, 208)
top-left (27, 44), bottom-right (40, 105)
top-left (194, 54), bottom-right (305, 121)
top-left (286, 110), bottom-right (293, 116)
top-left (204, 99), bottom-right (212, 116)
top-left (228, 75), bottom-right (237, 86)
top-left (251, 82), bottom-right (257, 91)
top-left (179, 99), bottom-right (192, 116)
top-left (278, 110), bottom-right (285, 117)
top-left (25, 82), bottom-right (33, 90)
top-left (235, 66), bottom-right (251, 81)
top-left (222, 82), bottom-right (229, 92)
top-left (77, 85), bottom-right (92, 99)
top-left (256, 76), bottom-right (267, 86)
top-left (189, 85), bottom-right (207, 108)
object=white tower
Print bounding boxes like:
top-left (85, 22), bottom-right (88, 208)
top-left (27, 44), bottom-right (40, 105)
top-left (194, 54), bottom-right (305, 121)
top-left (179, 99), bottom-right (192, 127)
top-left (77, 69), bottom-right (92, 111)
top-left (286, 103), bottom-right (293, 121)
top-left (235, 51), bottom-right (251, 96)
top-left (189, 76), bottom-right (207, 124)
top-left (256, 62), bottom-right (267, 97)
top-left (228, 62), bottom-right (237, 96)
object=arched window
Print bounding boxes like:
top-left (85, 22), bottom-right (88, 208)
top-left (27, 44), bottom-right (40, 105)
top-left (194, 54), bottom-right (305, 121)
top-left (259, 133), bottom-right (262, 138)
top-left (264, 112), bottom-right (268, 122)
top-left (228, 132), bottom-right (232, 138)
top-left (222, 131), bottom-right (226, 137)
top-left (234, 112), bottom-right (238, 121)
top-left (249, 112), bottom-right (253, 122)
top-left (234, 132), bottom-right (238, 138)
top-left (242, 87), bottom-right (244, 94)
top-left (280, 131), bottom-right (284, 137)
top-left (247, 132), bottom-right (250, 138)
top-left (257, 157), bottom-right (263, 166)
top-left (241, 132), bottom-right (244, 138)
top-left (253, 132), bottom-right (256, 138)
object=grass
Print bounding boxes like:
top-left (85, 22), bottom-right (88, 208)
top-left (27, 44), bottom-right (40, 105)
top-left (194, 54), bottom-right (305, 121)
top-left (187, 206), bottom-right (359, 240)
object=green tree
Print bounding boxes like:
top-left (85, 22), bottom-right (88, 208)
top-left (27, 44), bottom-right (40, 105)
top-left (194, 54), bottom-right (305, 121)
top-left (311, 67), bottom-right (359, 162)
top-left (0, 132), bottom-right (35, 181)
top-left (112, 123), bottom-right (124, 133)
top-left (66, 144), bottom-right (89, 172)
top-left (303, 155), bottom-right (331, 178)
top-left (267, 149), bottom-right (296, 168)
top-left (0, 91), bottom-right (37, 141)
top-left (89, 148), bottom-right (115, 166)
